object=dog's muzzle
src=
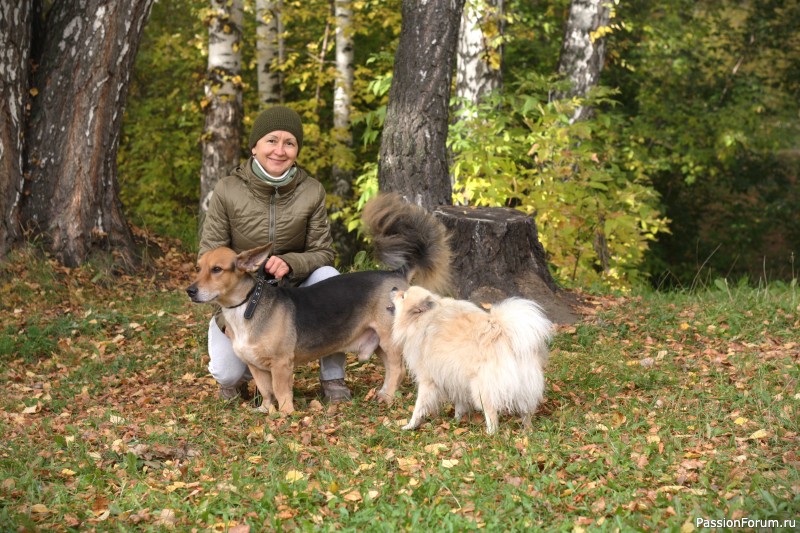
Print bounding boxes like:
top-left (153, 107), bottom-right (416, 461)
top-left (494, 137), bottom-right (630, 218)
top-left (185, 284), bottom-right (200, 302)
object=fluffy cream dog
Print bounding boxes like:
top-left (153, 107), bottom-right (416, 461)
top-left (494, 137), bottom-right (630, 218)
top-left (390, 286), bottom-right (553, 434)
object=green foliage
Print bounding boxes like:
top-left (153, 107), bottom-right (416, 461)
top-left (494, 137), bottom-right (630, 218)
top-left (604, 0), bottom-right (800, 284)
top-left (118, 0), bottom-right (206, 246)
top-left (117, 0), bottom-right (799, 285)
top-left (449, 74), bottom-right (669, 289)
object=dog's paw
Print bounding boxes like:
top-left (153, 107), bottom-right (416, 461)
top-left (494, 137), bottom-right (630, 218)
top-left (401, 423), bottom-right (417, 431)
top-left (375, 390), bottom-right (394, 406)
top-left (254, 403), bottom-right (276, 414)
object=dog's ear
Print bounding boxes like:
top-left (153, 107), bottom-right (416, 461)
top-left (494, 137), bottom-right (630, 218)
top-left (236, 244), bottom-right (273, 273)
top-left (412, 296), bottom-right (435, 315)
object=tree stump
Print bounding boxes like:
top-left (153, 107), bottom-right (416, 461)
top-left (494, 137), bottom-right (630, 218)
top-left (434, 205), bottom-right (580, 324)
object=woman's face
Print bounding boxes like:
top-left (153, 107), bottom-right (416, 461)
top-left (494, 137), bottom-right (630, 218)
top-left (252, 130), bottom-right (299, 176)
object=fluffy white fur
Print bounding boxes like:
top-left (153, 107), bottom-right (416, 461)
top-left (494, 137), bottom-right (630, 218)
top-left (391, 286), bottom-right (553, 435)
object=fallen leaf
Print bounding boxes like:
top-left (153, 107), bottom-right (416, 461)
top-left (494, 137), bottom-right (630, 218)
top-left (424, 443), bottom-right (448, 455)
top-left (285, 470), bottom-right (305, 483)
top-left (343, 490), bottom-right (362, 502)
top-left (748, 429), bottom-right (769, 440)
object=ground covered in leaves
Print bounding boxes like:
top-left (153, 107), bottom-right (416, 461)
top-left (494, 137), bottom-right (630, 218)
top-left (1, 236), bottom-right (798, 531)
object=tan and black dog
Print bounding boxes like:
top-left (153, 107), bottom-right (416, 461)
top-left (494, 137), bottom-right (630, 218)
top-left (186, 193), bottom-right (451, 414)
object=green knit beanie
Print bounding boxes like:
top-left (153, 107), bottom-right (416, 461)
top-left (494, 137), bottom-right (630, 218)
top-left (248, 106), bottom-right (304, 153)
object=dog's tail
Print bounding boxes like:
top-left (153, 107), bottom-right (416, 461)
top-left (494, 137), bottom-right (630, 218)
top-left (489, 298), bottom-right (553, 367)
top-left (362, 193), bottom-right (452, 294)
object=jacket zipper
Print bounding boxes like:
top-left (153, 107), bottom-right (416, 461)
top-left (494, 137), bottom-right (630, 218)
top-left (269, 192), bottom-right (276, 245)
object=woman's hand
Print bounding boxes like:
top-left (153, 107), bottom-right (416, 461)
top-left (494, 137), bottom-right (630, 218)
top-left (265, 255), bottom-right (291, 279)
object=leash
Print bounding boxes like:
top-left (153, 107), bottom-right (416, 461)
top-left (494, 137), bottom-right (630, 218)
top-left (243, 259), bottom-right (278, 319)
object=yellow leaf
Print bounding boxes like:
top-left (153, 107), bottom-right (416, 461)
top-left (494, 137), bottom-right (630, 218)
top-left (396, 457), bottom-right (419, 471)
top-left (285, 470), bottom-right (305, 483)
top-left (733, 417), bottom-right (748, 426)
top-left (367, 490), bottom-right (379, 500)
top-left (611, 412), bottom-right (627, 428)
top-left (748, 429), bottom-right (769, 440)
top-left (247, 456), bottom-right (262, 464)
top-left (354, 463), bottom-right (375, 474)
top-left (60, 469), bottom-right (76, 477)
top-left (31, 504), bottom-right (49, 514)
top-left (424, 443), bottom-right (448, 455)
top-left (441, 459), bottom-right (459, 468)
top-left (679, 322), bottom-right (691, 330)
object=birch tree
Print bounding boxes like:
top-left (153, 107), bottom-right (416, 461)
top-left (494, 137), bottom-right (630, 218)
top-left (0, 1), bottom-right (31, 256)
top-left (255, 0), bottom-right (281, 107)
top-left (378, 0), bottom-right (466, 209)
top-left (554, 0), bottom-right (612, 123)
top-left (554, 0), bottom-right (613, 270)
top-left (1, 0), bottom-right (153, 267)
top-left (455, 0), bottom-right (504, 107)
top-left (331, 0), bottom-right (354, 194)
top-left (200, 0), bottom-right (243, 216)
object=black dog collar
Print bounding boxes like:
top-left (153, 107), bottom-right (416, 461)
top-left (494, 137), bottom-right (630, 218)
top-left (243, 260), bottom-right (278, 319)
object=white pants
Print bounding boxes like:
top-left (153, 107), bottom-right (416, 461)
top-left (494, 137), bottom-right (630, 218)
top-left (207, 266), bottom-right (346, 387)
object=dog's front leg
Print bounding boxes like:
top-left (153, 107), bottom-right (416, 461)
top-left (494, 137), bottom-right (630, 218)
top-left (270, 357), bottom-right (295, 414)
top-left (249, 365), bottom-right (276, 413)
top-left (403, 381), bottom-right (440, 431)
top-left (375, 346), bottom-right (405, 405)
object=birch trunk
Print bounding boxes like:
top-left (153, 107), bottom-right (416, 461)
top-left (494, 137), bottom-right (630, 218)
top-left (255, 0), bottom-right (281, 107)
top-left (332, 0), bottom-right (354, 195)
top-left (200, 0), bottom-right (243, 217)
top-left (378, 0), bottom-right (466, 209)
top-left (554, 0), bottom-right (612, 123)
top-left (455, 0), bottom-right (503, 107)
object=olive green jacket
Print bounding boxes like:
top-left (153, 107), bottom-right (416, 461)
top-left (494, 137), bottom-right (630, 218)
top-left (198, 158), bottom-right (335, 286)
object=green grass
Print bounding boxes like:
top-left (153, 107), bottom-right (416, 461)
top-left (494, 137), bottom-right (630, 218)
top-left (1, 245), bottom-right (798, 531)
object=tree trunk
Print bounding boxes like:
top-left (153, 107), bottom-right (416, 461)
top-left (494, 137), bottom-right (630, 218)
top-left (19, 0), bottom-right (153, 268)
top-left (378, 0), bottom-right (466, 209)
top-left (554, 0), bottom-right (611, 123)
top-left (434, 205), bottom-right (579, 324)
top-left (330, 0), bottom-right (358, 264)
top-left (456, 0), bottom-right (504, 106)
top-left (0, 1), bottom-right (32, 256)
top-left (255, 0), bottom-right (282, 107)
top-left (200, 0), bottom-right (243, 217)
top-left (554, 0), bottom-right (612, 267)
top-left (332, 0), bottom-right (354, 191)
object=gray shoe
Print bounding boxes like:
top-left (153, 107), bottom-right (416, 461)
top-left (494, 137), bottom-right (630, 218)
top-left (320, 378), bottom-right (351, 403)
top-left (218, 380), bottom-right (252, 401)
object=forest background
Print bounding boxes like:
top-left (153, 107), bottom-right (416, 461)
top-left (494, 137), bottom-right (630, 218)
top-left (117, 0), bottom-right (800, 290)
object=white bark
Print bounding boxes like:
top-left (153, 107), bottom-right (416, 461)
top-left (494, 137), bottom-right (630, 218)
top-left (333, 0), bottom-right (353, 133)
top-left (555, 0), bottom-right (612, 123)
top-left (206, 0), bottom-right (243, 99)
top-left (456, 0), bottom-right (503, 107)
top-left (256, 0), bottom-right (281, 106)
top-left (201, 0), bottom-right (244, 215)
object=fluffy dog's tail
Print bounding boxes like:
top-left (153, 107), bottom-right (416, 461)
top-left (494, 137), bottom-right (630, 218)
top-left (362, 193), bottom-right (452, 294)
top-left (489, 298), bottom-right (553, 368)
